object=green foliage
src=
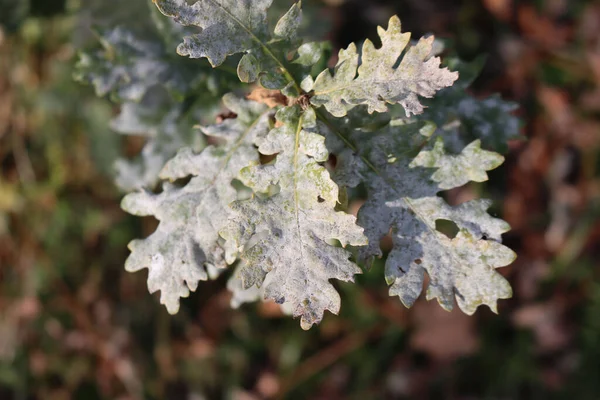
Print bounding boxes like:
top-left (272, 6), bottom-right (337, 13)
top-left (76, 0), bottom-right (519, 329)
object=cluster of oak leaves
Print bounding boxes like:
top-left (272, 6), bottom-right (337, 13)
top-left (76, 0), bottom-right (521, 330)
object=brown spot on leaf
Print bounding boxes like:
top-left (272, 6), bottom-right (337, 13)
top-left (247, 88), bottom-right (289, 108)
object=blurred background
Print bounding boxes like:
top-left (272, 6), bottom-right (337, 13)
top-left (1, 0), bottom-right (599, 398)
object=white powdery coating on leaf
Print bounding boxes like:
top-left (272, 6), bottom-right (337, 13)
top-left (111, 100), bottom-right (203, 191)
top-left (74, 27), bottom-right (200, 102)
top-left (410, 138), bottom-right (505, 190)
top-left (386, 197), bottom-right (515, 314)
top-left (321, 114), bottom-right (515, 315)
top-left (311, 16), bottom-right (459, 117)
top-left (227, 262), bottom-right (294, 315)
top-left (273, 1), bottom-right (302, 40)
top-left (227, 262), bottom-right (263, 309)
top-left (121, 94), bottom-right (270, 314)
top-left (221, 106), bottom-right (367, 330)
top-left (153, 0), bottom-right (272, 66)
top-left (124, 191), bottom-right (210, 314)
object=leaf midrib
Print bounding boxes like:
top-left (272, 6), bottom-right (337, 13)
top-left (292, 113), bottom-right (307, 277)
top-left (206, 0), bottom-right (301, 93)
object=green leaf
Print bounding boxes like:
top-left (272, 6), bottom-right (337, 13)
top-left (311, 16), bottom-right (459, 117)
top-left (121, 94), bottom-right (271, 314)
top-left (321, 111), bottom-right (515, 314)
top-left (221, 106), bottom-right (367, 330)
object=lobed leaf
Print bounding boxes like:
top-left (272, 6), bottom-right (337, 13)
top-left (410, 138), bottom-right (505, 190)
top-left (322, 112), bottom-right (515, 315)
top-left (152, 0), bottom-right (326, 95)
top-left (121, 95), bottom-right (271, 314)
top-left (311, 16), bottom-right (459, 117)
top-left (221, 106), bottom-right (367, 330)
top-left (153, 0), bottom-right (273, 66)
top-left (385, 197), bottom-right (514, 314)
